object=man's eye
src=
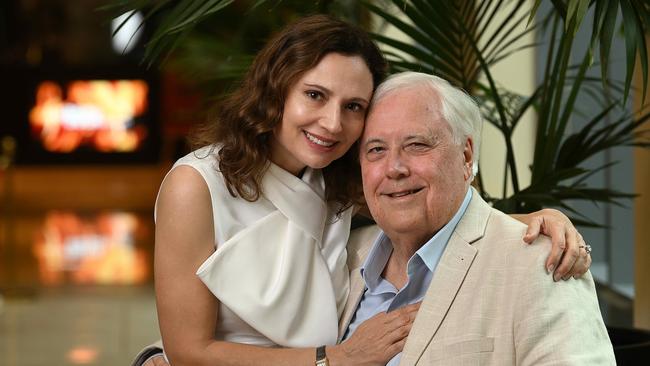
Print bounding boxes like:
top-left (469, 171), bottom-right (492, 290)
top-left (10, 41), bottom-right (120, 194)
top-left (305, 90), bottom-right (323, 100)
top-left (367, 146), bottom-right (384, 154)
top-left (408, 143), bottom-right (429, 150)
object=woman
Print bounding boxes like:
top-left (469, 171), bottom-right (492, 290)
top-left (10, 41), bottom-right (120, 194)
top-left (139, 15), bottom-right (590, 366)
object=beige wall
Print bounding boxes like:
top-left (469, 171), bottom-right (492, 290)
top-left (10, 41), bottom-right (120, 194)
top-left (480, 11), bottom-right (536, 198)
top-left (634, 37), bottom-right (650, 330)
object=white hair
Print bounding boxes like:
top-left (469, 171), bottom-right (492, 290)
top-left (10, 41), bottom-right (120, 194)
top-left (372, 71), bottom-right (483, 176)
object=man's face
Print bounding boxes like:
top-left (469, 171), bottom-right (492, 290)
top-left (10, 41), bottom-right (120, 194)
top-left (360, 86), bottom-right (474, 243)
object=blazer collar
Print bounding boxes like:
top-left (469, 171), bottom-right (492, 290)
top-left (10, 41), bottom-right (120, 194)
top-left (337, 225), bottom-right (380, 341)
top-left (338, 267), bottom-right (365, 341)
top-left (452, 187), bottom-right (490, 245)
top-left (399, 190), bottom-right (492, 366)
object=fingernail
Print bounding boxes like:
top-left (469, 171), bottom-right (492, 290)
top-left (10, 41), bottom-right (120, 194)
top-left (547, 264), bottom-right (555, 274)
top-left (562, 275), bottom-right (571, 281)
top-left (553, 273), bottom-right (561, 282)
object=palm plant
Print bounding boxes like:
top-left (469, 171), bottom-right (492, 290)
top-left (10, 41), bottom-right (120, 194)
top-left (105, 0), bottom-right (650, 224)
top-left (363, 0), bottom-right (650, 224)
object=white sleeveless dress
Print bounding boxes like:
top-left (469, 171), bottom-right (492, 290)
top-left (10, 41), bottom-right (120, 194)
top-left (158, 145), bottom-right (352, 348)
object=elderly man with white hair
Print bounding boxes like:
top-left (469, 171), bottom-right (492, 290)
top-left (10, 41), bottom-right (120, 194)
top-left (339, 72), bottom-right (615, 365)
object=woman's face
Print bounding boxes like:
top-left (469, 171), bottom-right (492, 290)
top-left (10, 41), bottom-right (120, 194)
top-left (270, 52), bottom-right (374, 175)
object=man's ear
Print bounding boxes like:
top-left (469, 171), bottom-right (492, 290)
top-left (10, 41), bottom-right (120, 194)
top-left (463, 137), bottom-right (474, 181)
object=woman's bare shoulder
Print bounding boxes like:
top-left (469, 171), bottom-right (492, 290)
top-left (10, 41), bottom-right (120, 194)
top-left (157, 165), bottom-right (212, 212)
top-left (156, 165), bottom-right (215, 254)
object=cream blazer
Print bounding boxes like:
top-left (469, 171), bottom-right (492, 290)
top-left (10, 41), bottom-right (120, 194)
top-left (340, 191), bottom-right (616, 365)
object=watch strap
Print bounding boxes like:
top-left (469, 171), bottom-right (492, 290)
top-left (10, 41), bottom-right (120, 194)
top-left (315, 345), bottom-right (328, 366)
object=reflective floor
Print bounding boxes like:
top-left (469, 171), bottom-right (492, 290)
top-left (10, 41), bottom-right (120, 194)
top-left (0, 211), bottom-right (160, 366)
top-left (0, 286), bottom-right (159, 366)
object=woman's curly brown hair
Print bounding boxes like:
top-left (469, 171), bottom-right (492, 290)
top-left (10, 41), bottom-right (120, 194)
top-left (191, 14), bottom-right (386, 209)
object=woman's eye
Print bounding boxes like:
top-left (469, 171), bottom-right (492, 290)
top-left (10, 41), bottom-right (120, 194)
top-left (368, 146), bottom-right (384, 154)
top-left (305, 90), bottom-right (323, 100)
top-left (346, 102), bottom-right (364, 112)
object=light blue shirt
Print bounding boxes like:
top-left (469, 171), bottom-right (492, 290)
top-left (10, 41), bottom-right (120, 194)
top-left (342, 188), bottom-right (472, 366)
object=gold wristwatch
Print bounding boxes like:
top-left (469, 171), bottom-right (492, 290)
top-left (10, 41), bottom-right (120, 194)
top-left (315, 345), bottom-right (329, 366)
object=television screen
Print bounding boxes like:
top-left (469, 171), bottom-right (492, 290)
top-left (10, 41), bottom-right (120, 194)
top-left (29, 80), bottom-right (150, 154)
top-left (3, 67), bottom-right (160, 164)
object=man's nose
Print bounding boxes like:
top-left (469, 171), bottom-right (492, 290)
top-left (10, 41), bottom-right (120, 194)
top-left (386, 150), bottom-right (409, 178)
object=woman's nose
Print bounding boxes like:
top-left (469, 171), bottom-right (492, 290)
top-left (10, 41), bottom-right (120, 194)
top-left (319, 104), bottom-right (343, 133)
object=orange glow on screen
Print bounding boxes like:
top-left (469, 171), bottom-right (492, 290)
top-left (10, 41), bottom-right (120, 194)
top-left (29, 80), bottom-right (149, 153)
top-left (32, 211), bottom-right (149, 285)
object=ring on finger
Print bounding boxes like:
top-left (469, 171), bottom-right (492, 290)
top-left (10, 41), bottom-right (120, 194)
top-left (579, 244), bottom-right (592, 255)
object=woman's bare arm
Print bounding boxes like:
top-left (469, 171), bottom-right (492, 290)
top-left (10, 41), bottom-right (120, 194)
top-left (154, 165), bottom-right (222, 365)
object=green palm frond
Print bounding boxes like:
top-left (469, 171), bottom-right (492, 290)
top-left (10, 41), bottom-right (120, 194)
top-left (530, 0), bottom-right (650, 101)
top-left (104, 0), bottom-right (650, 101)
top-left (104, 0), bottom-right (650, 225)
top-left (363, 0), bottom-right (536, 93)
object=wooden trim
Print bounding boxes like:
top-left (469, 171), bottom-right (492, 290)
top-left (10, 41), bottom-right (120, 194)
top-left (1, 165), bottom-right (166, 212)
top-left (633, 35), bottom-right (650, 330)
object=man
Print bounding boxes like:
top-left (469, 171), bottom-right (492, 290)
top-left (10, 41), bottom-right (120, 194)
top-left (339, 72), bottom-right (615, 365)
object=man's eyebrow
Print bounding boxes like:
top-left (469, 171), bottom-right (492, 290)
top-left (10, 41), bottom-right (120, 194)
top-left (405, 131), bottom-right (439, 143)
top-left (362, 137), bottom-right (385, 146)
top-left (404, 134), bottom-right (422, 141)
top-left (363, 133), bottom-right (432, 145)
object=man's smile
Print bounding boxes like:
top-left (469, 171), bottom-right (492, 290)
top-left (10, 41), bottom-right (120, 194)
top-left (383, 187), bottom-right (424, 199)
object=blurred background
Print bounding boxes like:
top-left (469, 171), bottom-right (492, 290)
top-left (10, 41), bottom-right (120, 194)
top-left (0, 0), bottom-right (189, 364)
top-left (0, 0), bottom-right (648, 365)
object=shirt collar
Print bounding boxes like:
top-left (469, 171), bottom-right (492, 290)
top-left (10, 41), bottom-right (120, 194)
top-left (360, 234), bottom-right (392, 290)
top-left (360, 188), bottom-right (473, 287)
top-left (415, 188), bottom-right (472, 271)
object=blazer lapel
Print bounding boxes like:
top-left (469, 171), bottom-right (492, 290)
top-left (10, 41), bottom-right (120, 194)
top-left (338, 266), bottom-right (365, 341)
top-left (399, 236), bottom-right (477, 365)
top-left (337, 225), bottom-right (380, 341)
top-left (399, 190), bottom-right (490, 366)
